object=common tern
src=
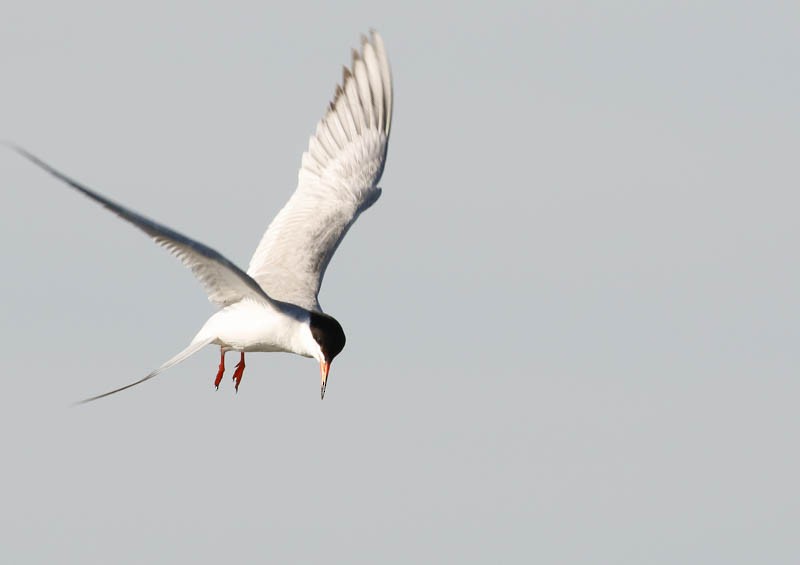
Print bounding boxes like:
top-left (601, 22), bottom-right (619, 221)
top-left (12, 30), bottom-right (393, 402)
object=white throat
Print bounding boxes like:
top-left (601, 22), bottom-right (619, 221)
top-left (298, 321), bottom-right (325, 361)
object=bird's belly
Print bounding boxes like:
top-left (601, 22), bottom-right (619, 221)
top-left (215, 321), bottom-right (295, 354)
top-left (198, 302), bottom-right (310, 356)
top-left (227, 339), bottom-right (292, 354)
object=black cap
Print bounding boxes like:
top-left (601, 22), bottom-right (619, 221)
top-left (309, 312), bottom-right (346, 362)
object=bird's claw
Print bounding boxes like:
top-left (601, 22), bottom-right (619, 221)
top-left (232, 353), bottom-right (246, 392)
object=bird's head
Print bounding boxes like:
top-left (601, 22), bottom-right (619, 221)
top-left (309, 311), bottom-right (346, 399)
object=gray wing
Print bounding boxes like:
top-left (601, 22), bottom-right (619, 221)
top-left (246, 31), bottom-right (393, 312)
top-left (13, 146), bottom-right (276, 309)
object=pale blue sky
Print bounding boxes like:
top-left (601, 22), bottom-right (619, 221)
top-left (1, 1), bottom-right (798, 563)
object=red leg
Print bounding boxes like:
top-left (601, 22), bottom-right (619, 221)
top-left (232, 352), bottom-right (246, 392)
top-left (214, 349), bottom-right (226, 389)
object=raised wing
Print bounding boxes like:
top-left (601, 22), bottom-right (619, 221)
top-left (247, 31), bottom-right (393, 311)
top-left (13, 146), bottom-right (276, 309)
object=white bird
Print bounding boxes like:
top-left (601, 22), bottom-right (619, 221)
top-left (12, 31), bottom-right (393, 402)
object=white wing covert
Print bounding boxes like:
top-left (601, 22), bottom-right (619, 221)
top-left (247, 31), bottom-right (393, 312)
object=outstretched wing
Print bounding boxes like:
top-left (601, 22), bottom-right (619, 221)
top-left (13, 146), bottom-right (276, 309)
top-left (246, 31), bottom-right (393, 312)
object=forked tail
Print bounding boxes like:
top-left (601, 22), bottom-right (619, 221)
top-left (75, 337), bottom-right (216, 404)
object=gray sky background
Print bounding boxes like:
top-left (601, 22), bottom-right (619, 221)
top-left (1, 1), bottom-right (798, 563)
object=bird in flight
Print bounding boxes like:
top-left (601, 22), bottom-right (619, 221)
top-left (12, 31), bottom-right (393, 402)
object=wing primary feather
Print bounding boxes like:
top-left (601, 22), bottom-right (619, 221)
top-left (246, 32), bottom-right (393, 310)
top-left (372, 31), bottom-right (393, 134)
top-left (362, 42), bottom-right (385, 131)
top-left (335, 83), bottom-right (359, 140)
top-left (342, 67), bottom-right (364, 135)
top-left (11, 145), bottom-right (275, 308)
top-left (315, 121), bottom-right (338, 158)
top-left (353, 57), bottom-right (375, 129)
top-left (326, 108), bottom-right (349, 148)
